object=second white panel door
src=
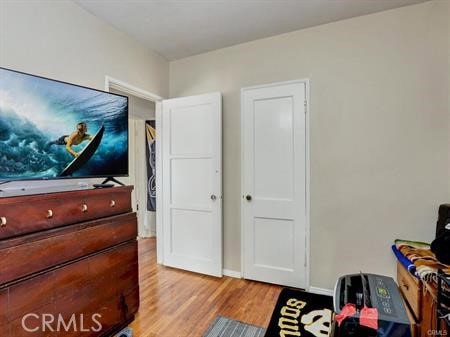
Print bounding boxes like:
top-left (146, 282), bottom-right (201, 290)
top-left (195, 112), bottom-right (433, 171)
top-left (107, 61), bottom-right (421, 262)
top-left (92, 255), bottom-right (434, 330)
top-left (242, 81), bottom-right (308, 288)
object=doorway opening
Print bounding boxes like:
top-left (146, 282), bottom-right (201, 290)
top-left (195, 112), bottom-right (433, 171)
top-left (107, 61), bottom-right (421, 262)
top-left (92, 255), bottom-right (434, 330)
top-left (105, 77), bottom-right (162, 242)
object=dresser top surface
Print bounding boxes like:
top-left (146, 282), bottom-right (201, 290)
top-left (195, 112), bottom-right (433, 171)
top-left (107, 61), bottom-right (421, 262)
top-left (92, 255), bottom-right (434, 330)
top-left (0, 185), bottom-right (133, 203)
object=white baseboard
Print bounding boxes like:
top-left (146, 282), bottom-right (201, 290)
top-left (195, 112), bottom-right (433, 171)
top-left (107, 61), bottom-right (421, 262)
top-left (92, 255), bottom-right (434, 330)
top-left (138, 234), bottom-right (153, 238)
top-left (138, 232), bottom-right (156, 238)
top-left (223, 269), bottom-right (241, 278)
top-left (308, 286), bottom-right (333, 296)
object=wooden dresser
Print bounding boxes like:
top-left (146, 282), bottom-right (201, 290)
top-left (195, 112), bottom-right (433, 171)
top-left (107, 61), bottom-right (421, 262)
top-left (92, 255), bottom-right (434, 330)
top-left (397, 261), bottom-right (448, 337)
top-left (0, 186), bottom-right (139, 337)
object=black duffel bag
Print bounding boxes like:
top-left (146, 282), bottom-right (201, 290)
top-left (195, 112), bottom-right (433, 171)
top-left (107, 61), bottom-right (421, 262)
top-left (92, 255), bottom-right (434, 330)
top-left (431, 204), bottom-right (450, 264)
top-left (431, 234), bottom-right (450, 264)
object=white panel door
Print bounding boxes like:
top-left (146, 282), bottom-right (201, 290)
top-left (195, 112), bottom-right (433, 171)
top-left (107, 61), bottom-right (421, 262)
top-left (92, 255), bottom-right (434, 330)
top-left (162, 92), bottom-right (222, 277)
top-left (242, 81), bottom-right (308, 288)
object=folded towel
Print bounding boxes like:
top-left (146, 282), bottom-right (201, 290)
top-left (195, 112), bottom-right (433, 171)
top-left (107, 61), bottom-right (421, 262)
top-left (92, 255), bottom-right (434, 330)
top-left (395, 239), bottom-right (430, 250)
top-left (394, 239), bottom-right (450, 283)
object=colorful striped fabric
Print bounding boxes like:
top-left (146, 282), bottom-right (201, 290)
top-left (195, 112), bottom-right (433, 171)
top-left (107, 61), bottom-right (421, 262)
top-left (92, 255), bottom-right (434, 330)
top-left (395, 239), bottom-right (450, 282)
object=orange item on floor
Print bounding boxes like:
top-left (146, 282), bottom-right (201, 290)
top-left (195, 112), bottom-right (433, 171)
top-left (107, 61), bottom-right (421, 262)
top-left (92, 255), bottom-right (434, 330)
top-left (360, 306), bottom-right (379, 330)
top-left (335, 303), bottom-right (356, 326)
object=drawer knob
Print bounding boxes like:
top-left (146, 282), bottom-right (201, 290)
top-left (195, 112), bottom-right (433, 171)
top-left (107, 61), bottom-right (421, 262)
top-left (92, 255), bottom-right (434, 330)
top-left (0, 217), bottom-right (6, 227)
top-left (110, 200), bottom-right (116, 207)
top-left (81, 204), bottom-right (88, 213)
top-left (46, 209), bottom-right (53, 219)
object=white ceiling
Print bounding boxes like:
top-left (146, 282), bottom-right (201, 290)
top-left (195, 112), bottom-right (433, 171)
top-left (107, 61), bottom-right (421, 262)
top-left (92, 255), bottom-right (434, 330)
top-left (74, 0), bottom-right (428, 61)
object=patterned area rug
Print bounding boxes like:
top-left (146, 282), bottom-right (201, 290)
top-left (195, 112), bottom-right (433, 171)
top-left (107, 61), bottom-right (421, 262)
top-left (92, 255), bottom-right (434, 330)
top-left (203, 316), bottom-right (266, 337)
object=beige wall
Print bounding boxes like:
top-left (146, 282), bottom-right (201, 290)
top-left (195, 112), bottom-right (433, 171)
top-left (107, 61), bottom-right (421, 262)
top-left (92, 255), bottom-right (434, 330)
top-left (170, 1), bottom-right (449, 289)
top-left (447, 0), bottom-right (450, 194)
top-left (0, 0), bottom-right (168, 99)
top-left (0, 0), bottom-right (168, 190)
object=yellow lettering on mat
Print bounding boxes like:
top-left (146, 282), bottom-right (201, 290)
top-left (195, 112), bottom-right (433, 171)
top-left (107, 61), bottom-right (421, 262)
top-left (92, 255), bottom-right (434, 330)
top-left (286, 299), bottom-right (307, 310)
top-left (280, 330), bottom-right (301, 336)
top-left (278, 317), bottom-right (299, 331)
top-left (281, 306), bottom-right (301, 319)
top-left (277, 297), bottom-right (308, 336)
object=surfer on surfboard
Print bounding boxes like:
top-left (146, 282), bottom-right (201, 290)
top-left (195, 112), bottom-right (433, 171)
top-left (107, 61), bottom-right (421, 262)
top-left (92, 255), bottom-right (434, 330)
top-left (47, 122), bottom-right (93, 157)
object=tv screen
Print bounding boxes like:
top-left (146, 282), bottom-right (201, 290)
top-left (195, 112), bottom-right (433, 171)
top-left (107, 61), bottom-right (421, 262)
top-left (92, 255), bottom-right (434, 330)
top-left (0, 68), bottom-right (128, 181)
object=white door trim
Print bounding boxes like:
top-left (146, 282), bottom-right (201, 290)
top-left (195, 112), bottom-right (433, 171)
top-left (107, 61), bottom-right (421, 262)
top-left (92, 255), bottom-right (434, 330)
top-left (104, 76), bottom-right (165, 264)
top-left (240, 78), bottom-right (311, 290)
top-left (105, 76), bottom-right (163, 102)
top-left (155, 102), bottom-right (163, 264)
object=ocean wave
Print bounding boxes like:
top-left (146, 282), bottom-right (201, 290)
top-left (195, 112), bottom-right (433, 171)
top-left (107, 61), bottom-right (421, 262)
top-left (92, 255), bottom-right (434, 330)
top-left (0, 107), bottom-right (128, 178)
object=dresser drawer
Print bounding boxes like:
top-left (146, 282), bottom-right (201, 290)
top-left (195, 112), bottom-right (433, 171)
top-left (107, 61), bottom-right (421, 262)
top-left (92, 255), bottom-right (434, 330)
top-left (1, 241), bottom-right (138, 336)
top-left (0, 186), bottom-right (132, 240)
top-left (0, 212), bottom-right (137, 285)
top-left (397, 262), bottom-right (422, 320)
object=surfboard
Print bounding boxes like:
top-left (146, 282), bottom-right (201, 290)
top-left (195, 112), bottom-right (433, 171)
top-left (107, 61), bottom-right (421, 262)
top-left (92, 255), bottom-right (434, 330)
top-left (59, 125), bottom-right (105, 177)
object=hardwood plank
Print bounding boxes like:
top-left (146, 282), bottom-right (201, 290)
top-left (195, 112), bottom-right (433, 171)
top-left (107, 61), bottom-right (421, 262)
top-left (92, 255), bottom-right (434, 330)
top-left (130, 238), bottom-right (282, 337)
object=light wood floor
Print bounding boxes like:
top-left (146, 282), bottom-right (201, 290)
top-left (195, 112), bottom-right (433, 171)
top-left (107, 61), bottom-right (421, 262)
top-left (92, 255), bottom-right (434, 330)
top-left (129, 238), bottom-right (282, 337)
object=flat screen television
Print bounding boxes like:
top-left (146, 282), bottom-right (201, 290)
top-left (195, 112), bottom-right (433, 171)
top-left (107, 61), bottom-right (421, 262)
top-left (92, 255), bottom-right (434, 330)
top-left (0, 67), bottom-right (128, 182)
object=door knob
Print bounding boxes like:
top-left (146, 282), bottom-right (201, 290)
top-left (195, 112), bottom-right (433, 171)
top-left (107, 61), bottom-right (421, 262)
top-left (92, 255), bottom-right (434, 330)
top-left (210, 195), bottom-right (217, 201)
top-left (245, 195), bottom-right (252, 201)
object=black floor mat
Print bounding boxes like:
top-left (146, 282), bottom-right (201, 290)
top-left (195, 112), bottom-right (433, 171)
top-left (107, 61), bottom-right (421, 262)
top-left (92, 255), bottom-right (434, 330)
top-left (265, 288), bottom-right (333, 337)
